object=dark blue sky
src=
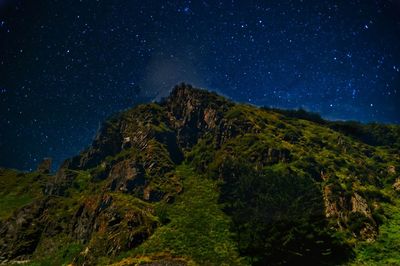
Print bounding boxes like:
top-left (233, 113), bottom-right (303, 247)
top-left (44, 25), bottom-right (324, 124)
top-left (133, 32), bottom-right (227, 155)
top-left (0, 0), bottom-right (399, 171)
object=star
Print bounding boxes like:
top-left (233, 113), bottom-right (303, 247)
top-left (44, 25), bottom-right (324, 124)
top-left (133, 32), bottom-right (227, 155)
top-left (0, 0), bottom-right (399, 170)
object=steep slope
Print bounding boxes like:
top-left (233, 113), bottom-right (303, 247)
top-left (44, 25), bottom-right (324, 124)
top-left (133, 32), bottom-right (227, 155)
top-left (0, 84), bottom-right (399, 265)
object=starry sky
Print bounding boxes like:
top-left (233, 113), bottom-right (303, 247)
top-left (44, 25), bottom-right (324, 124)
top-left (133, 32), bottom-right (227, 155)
top-left (0, 0), bottom-right (399, 171)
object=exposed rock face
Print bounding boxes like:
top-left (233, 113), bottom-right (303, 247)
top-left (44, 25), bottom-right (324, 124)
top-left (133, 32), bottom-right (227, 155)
top-left (63, 85), bottom-right (232, 177)
top-left (36, 158), bottom-right (52, 174)
top-left (388, 165), bottom-right (396, 175)
top-left (323, 184), bottom-right (377, 241)
top-left (163, 84), bottom-right (232, 148)
top-left (216, 117), bottom-right (256, 146)
top-left (393, 178), bottom-right (400, 192)
top-left (71, 194), bottom-right (113, 242)
top-left (45, 162), bottom-right (78, 196)
top-left (107, 160), bottom-right (146, 195)
top-left (0, 200), bottom-right (47, 261)
top-left (71, 194), bottom-right (158, 263)
top-left (351, 193), bottom-right (377, 241)
top-left (71, 121), bottom-right (123, 170)
top-left (351, 193), bottom-right (371, 217)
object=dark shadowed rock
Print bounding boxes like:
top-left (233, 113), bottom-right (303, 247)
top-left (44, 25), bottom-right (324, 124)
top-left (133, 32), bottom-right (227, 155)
top-left (36, 158), bottom-right (52, 174)
top-left (0, 200), bottom-right (47, 261)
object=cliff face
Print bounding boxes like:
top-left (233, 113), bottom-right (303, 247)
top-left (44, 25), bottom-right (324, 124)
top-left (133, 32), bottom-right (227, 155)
top-left (0, 84), bottom-right (399, 265)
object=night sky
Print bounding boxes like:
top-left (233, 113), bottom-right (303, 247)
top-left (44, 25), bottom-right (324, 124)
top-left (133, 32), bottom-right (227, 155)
top-left (0, 0), bottom-right (399, 171)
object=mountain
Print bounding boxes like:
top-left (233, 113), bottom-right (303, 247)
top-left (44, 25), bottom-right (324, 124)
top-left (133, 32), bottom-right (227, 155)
top-left (1, 84), bottom-right (399, 265)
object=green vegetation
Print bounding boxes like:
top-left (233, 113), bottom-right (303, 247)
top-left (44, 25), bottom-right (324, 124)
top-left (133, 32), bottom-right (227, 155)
top-left (27, 241), bottom-right (83, 266)
top-left (126, 165), bottom-right (244, 265)
top-left (0, 169), bottom-right (45, 219)
top-left (1, 85), bottom-right (399, 265)
top-left (209, 158), bottom-right (351, 265)
top-left (265, 106), bottom-right (400, 149)
top-left (350, 197), bottom-right (400, 265)
top-left (0, 193), bottom-right (34, 220)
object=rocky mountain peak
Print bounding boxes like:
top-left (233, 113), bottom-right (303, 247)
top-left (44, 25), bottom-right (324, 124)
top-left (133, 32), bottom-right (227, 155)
top-left (166, 83), bottom-right (224, 104)
top-left (2, 84), bottom-right (399, 265)
top-left (164, 83), bottom-right (231, 114)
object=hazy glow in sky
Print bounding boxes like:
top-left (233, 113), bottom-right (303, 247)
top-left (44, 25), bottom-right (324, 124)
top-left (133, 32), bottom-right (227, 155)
top-left (0, 0), bottom-right (399, 170)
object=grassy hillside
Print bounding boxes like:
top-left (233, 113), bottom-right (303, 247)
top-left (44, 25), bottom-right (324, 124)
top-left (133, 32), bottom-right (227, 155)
top-left (0, 169), bottom-right (45, 220)
top-left (115, 165), bottom-right (243, 265)
top-left (351, 196), bottom-right (400, 265)
top-left (0, 85), bottom-right (399, 265)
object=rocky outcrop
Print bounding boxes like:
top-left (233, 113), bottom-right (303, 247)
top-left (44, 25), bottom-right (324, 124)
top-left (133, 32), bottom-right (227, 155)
top-left (71, 194), bottom-right (158, 264)
top-left (63, 85), bottom-right (232, 175)
top-left (0, 200), bottom-right (47, 261)
top-left (45, 161), bottom-right (78, 196)
top-left (71, 120), bottom-right (124, 170)
top-left (323, 184), bottom-right (377, 241)
top-left (389, 165), bottom-right (400, 193)
top-left (109, 160), bottom-right (146, 193)
top-left (71, 194), bottom-right (113, 242)
top-left (163, 84), bottom-right (232, 149)
top-left (36, 158), bottom-right (52, 174)
top-left (388, 165), bottom-right (396, 175)
top-left (393, 178), bottom-right (400, 192)
top-left (215, 117), bottom-right (256, 147)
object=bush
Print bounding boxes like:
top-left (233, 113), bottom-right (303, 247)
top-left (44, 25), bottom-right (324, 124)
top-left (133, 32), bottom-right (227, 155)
top-left (213, 157), bottom-right (351, 265)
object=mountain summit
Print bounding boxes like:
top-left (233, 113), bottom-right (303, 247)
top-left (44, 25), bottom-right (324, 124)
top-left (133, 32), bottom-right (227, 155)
top-left (1, 84), bottom-right (399, 265)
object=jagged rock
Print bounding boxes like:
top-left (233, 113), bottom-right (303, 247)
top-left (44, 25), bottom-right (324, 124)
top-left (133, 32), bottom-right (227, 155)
top-left (71, 194), bottom-right (158, 264)
top-left (351, 193), bottom-right (371, 216)
top-left (164, 84), bottom-right (232, 148)
top-left (351, 193), bottom-right (377, 241)
top-left (143, 186), bottom-right (164, 202)
top-left (36, 157), bottom-right (52, 174)
top-left (45, 162), bottom-right (78, 196)
top-left (388, 165), bottom-right (396, 174)
top-left (71, 194), bottom-right (113, 242)
top-left (0, 200), bottom-right (47, 261)
top-left (323, 184), bottom-right (377, 240)
top-left (393, 178), bottom-right (400, 192)
top-left (216, 118), bottom-right (255, 146)
top-left (107, 160), bottom-right (146, 195)
top-left (122, 136), bottom-right (132, 149)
